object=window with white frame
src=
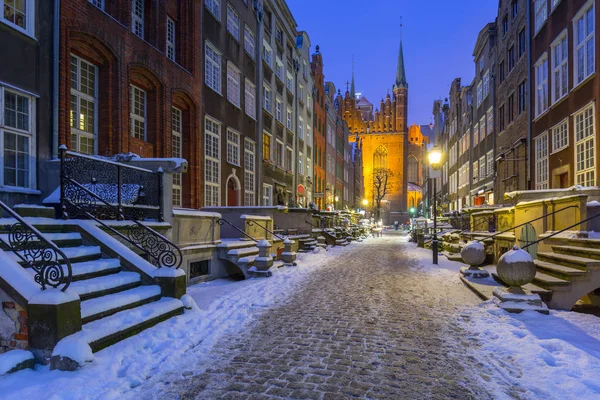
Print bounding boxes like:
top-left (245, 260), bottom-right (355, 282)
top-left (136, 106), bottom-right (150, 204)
top-left (575, 103), bottom-right (595, 186)
top-left (298, 117), bottom-right (304, 139)
top-left (275, 98), bottom-right (282, 121)
top-left (263, 184), bottom-right (273, 206)
top-left (205, 117), bottom-right (221, 206)
top-left (244, 25), bottom-right (255, 59)
top-left (205, 42), bottom-right (222, 93)
top-left (534, 0), bottom-right (547, 34)
top-left (275, 57), bottom-right (284, 80)
top-left (473, 160), bottom-right (479, 182)
top-left (552, 119), bottom-right (568, 152)
top-left (574, 1), bottom-right (595, 86)
top-left (244, 139), bottom-right (255, 205)
top-left (483, 70), bottom-right (490, 98)
top-left (226, 62), bottom-right (240, 107)
top-left (226, 5), bottom-right (240, 40)
top-left (275, 140), bottom-right (284, 167)
top-left (171, 107), bottom-right (182, 207)
top-left (535, 55), bottom-right (548, 117)
top-left (70, 55), bottom-right (97, 155)
top-left (3, 0), bottom-right (35, 36)
top-left (1, 88), bottom-right (34, 188)
top-left (298, 151), bottom-right (303, 175)
top-left (132, 0), bottom-right (144, 38)
top-left (473, 123), bottom-right (480, 147)
top-left (130, 85), bottom-right (146, 141)
top-left (262, 40), bottom-right (273, 68)
top-left (286, 147), bottom-right (293, 171)
top-left (286, 72), bottom-right (294, 94)
top-left (166, 17), bottom-right (176, 61)
top-left (480, 116), bottom-right (486, 140)
top-left (263, 84), bottom-right (272, 113)
top-left (298, 84), bottom-right (304, 103)
top-left (552, 32), bottom-right (568, 103)
top-left (226, 128), bottom-right (240, 166)
top-left (286, 107), bottom-right (293, 130)
top-left (535, 132), bottom-right (549, 189)
top-left (307, 125), bottom-right (312, 142)
top-left (479, 156), bottom-right (486, 180)
top-left (307, 157), bottom-right (311, 177)
top-left (205, 0), bottom-right (221, 21)
top-left (486, 107), bottom-right (493, 135)
top-left (476, 81), bottom-right (483, 107)
top-left (244, 79), bottom-right (256, 119)
top-left (486, 150), bottom-right (494, 177)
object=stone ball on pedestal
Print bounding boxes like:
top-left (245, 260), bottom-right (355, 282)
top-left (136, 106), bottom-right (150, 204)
top-left (461, 241), bottom-right (486, 266)
top-left (496, 245), bottom-right (536, 287)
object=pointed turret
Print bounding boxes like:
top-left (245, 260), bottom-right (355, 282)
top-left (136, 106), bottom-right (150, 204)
top-left (394, 24), bottom-right (408, 89)
top-left (350, 55), bottom-right (356, 99)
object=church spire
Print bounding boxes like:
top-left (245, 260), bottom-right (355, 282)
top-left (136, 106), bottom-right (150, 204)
top-left (394, 19), bottom-right (408, 89)
top-left (350, 55), bottom-right (356, 99)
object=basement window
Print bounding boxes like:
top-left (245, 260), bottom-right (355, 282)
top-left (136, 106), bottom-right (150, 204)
top-left (189, 260), bottom-right (210, 279)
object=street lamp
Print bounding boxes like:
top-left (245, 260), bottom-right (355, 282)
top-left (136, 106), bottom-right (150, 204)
top-left (428, 146), bottom-right (443, 265)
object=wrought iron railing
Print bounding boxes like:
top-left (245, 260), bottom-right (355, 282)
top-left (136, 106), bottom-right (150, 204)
top-left (0, 201), bottom-right (73, 291)
top-left (217, 219), bottom-right (258, 242)
top-left (59, 146), bottom-right (163, 221)
top-left (523, 211), bottom-right (600, 250)
top-left (471, 214), bottom-right (497, 232)
top-left (246, 220), bottom-right (285, 241)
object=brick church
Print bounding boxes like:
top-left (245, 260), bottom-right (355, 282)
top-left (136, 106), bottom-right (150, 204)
top-left (339, 33), bottom-right (429, 224)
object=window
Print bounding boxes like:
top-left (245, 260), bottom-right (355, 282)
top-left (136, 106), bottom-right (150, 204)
top-left (487, 107), bottom-right (493, 135)
top-left (205, 42), bottom-right (222, 93)
top-left (263, 84), bottom-right (272, 113)
top-left (205, 0), bottom-right (221, 21)
top-left (479, 58), bottom-right (484, 72)
top-left (499, 60), bottom-right (505, 83)
top-left (132, 0), bottom-right (144, 38)
top-left (262, 40), bottom-right (273, 68)
top-left (550, 33), bottom-right (568, 104)
top-left (166, 17), bottom-right (176, 61)
top-left (298, 151), bottom-right (303, 175)
top-left (263, 184), bottom-right (273, 206)
top-left (535, 132), bottom-right (549, 189)
top-left (286, 147), bottom-right (293, 171)
top-left (512, 0), bottom-right (518, 18)
top-left (227, 128), bottom-right (240, 166)
top-left (535, 55), bottom-right (548, 117)
top-left (306, 157), bottom-right (311, 177)
top-left (298, 84), bottom-right (304, 103)
top-left (244, 25), bottom-right (255, 59)
top-left (473, 160), bottom-right (479, 182)
top-left (275, 98), bottom-right (282, 122)
top-left (503, 14), bottom-right (508, 35)
top-left (534, 0), bottom-right (547, 34)
top-left (286, 107), bottom-right (293, 130)
top-left (70, 55), bottom-right (97, 155)
top-left (518, 28), bottom-right (526, 57)
top-left (244, 79), bottom-right (256, 119)
top-left (298, 117), bottom-right (304, 139)
top-left (205, 117), bottom-right (221, 206)
top-left (575, 104), bottom-right (595, 186)
top-left (552, 0), bottom-right (561, 9)
top-left (407, 156), bottom-right (419, 183)
top-left (275, 57), bottom-right (284, 80)
top-left (499, 104), bottom-right (506, 132)
top-left (275, 140), bottom-right (284, 167)
top-left (263, 131), bottom-right (271, 160)
top-left (480, 116), bottom-right (486, 140)
top-left (171, 107), bottom-right (182, 207)
top-left (483, 71), bottom-right (490, 98)
top-left (508, 93), bottom-right (515, 124)
top-left (286, 72), bottom-right (294, 94)
top-left (2, 0), bottom-right (34, 36)
top-left (226, 5), bottom-right (240, 40)
top-left (486, 150), bottom-right (494, 178)
top-left (226, 63), bottom-right (241, 108)
top-left (479, 156), bottom-right (486, 180)
top-left (1, 88), bottom-right (34, 188)
top-left (473, 123), bottom-right (479, 147)
top-left (130, 85), bottom-right (146, 141)
top-left (574, 2), bottom-right (595, 86)
top-left (552, 119), bottom-right (568, 152)
top-left (518, 80), bottom-right (527, 115)
top-left (476, 81), bottom-right (483, 107)
top-left (307, 125), bottom-right (312, 143)
top-left (508, 45), bottom-right (515, 71)
top-left (89, 0), bottom-right (104, 9)
top-left (244, 139), bottom-right (255, 205)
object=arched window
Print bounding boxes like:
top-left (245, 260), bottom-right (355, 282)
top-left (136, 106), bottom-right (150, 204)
top-left (373, 145), bottom-right (387, 170)
top-left (408, 156), bottom-right (419, 183)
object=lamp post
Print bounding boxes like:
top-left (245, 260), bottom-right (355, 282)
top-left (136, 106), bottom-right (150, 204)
top-left (428, 146), bottom-right (443, 265)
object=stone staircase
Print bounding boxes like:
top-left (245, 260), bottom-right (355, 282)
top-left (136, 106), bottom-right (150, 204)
top-left (297, 235), bottom-right (318, 253)
top-left (217, 240), bottom-right (283, 277)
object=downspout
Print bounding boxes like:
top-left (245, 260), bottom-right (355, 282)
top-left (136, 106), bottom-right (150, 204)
top-left (526, 0), bottom-right (532, 188)
top-left (492, 65), bottom-right (497, 202)
top-left (253, 1), bottom-right (264, 205)
top-left (292, 58), bottom-right (299, 204)
top-left (52, 0), bottom-right (60, 158)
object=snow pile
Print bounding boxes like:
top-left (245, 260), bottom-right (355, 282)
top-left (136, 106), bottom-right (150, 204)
top-left (52, 338), bottom-right (94, 365)
top-left (499, 246), bottom-right (533, 264)
top-left (0, 350), bottom-right (34, 376)
top-left (460, 302), bottom-right (600, 399)
top-left (465, 241), bottom-right (485, 252)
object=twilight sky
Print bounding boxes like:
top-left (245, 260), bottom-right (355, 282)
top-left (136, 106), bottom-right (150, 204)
top-left (287, 0), bottom-right (499, 126)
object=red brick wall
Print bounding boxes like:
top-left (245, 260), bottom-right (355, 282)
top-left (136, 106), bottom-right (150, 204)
top-left (59, 0), bottom-right (202, 208)
top-left (0, 300), bottom-right (28, 353)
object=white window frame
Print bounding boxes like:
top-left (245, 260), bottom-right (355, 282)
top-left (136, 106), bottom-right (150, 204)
top-left (286, 72), bottom-right (294, 94)
top-left (88, 0), bottom-right (104, 9)
top-left (226, 62), bottom-right (241, 108)
top-left (0, 86), bottom-right (36, 189)
top-left (285, 146), bottom-right (293, 171)
top-left (286, 107), bottom-right (293, 131)
top-left (551, 31), bottom-right (568, 104)
top-left (263, 84), bottom-right (272, 113)
top-left (473, 160), bottom-right (479, 182)
top-left (298, 116), bottom-right (304, 139)
top-left (275, 57), bottom-right (284, 81)
top-left (275, 139), bottom-right (284, 167)
top-left (479, 156), bottom-right (486, 180)
top-left (244, 25), bottom-right (255, 59)
top-left (70, 55), bottom-right (98, 155)
top-left (275, 98), bottom-right (282, 122)
top-left (205, 0), bottom-right (221, 21)
top-left (551, 118), bottom-right (569, 153)
top-left (486, 150), bottom-right (494, 178)
top-left (204, 116), bottom-right (221, 206)
top-left (574, 103), bottom-right (596, 186)
top-left (1, 0), bottom-right (35, 37)
top-left (244, 79), bottom-right (256, 119)
top-left (244, 138), bottom-right (255, 205)
top-left (263, 183), bottom-right (273, 206)
top-left (130, 85), bottom-right (146, 141)
top-left (298, 151), bottom-right (303, 176)
top-left (486, 107), bottom-right (493, 135)
top-left (480, 116), bottom-right (486, 140)
top-left (483, 70), bottom-right (490, 98)
top-left (226, 128), bottom-right (240, 166)
top-left (535, 54), bottom-right (548, 118)
top-left (262, 40), bottom-right (273, 68)
top-left (534, 0), bottom-right (548, 35)
top-left (171, 107), bottom-right (182, 207)
top-left (132, 0), bottom-right (144, 38)
top-left (205, 41), bottom-right (222, 94)
top-left (476, 81), bottom-right (483, 107)
top-left (166, 17), bottom-right (176, 62)
top-left (573, 0), bottom-right (596, 87)
top-left (535, 132), bottom-right (549, 189)
top-left (226, 4), bottom-right (240, 40)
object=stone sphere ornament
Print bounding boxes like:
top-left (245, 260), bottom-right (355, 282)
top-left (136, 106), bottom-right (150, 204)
top-left (496, 245), bottom-right (536, 288)
top-left (461, 241), bottom-right (486, 266)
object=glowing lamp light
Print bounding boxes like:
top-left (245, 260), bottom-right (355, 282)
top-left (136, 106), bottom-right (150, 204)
top-left (362, 199), bottom-right (368, 206)
top-left (428, 146), bottom-right (443, 170)
top-left (409, 207), bottom-right (416, 214)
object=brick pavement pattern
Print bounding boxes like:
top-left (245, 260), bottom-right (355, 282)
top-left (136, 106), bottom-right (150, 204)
top-left (163, 234), bottom-right (493, 399)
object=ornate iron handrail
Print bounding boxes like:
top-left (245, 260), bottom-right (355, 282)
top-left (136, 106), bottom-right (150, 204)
top-left (476, 205), bottom-right (579, 243)
top-left (216, 219), bottom-right (258, 242)
top-left (245, 220), bottom-right (285, 241)
top-left (0, 201), bottom-right (73, 291)
top-left (62, 176), bottom-right (182, 269)
top-left (471, 214), bottom-right (497, 232)
top-left (523, 211), bottom-right (600, 250)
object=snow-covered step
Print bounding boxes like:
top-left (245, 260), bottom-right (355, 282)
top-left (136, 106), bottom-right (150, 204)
top-left (70, 271), bottom-right (141, 300)
top-left (0, 232), bottom-right (82, 248)
top-left (537, 251), bottom-right (600, 268)
top-left (532, 271), bottom-right (571, 291)
top-left (9, 245), bottom-right (102, 264)
top-left (237, 256), bottom-right (256, 265)
top-left (227, 247), bottom-right (259, 258)
top-left (63, 258), bottom-right (122, 281)
top-left (216, 240), bottom-right (259, 250)
top-left (81, 285), bottom-right (162, 323)
top-left (73, 297), bottom-right (184, 352)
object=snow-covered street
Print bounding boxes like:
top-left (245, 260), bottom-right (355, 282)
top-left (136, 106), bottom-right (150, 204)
top-left (2, 233), bottom-right (600, 399)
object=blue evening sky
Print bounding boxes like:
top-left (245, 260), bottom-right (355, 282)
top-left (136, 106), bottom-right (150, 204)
top-left (287, 0), bottom-right (499, 126)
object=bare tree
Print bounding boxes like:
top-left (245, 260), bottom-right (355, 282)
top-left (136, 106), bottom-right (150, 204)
top-left (372, 168), bottom-right (395, 220)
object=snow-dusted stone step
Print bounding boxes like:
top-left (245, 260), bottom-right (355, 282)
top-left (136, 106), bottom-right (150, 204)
top-left (532, 271), bottom-right (571, 291)
top-left (81, 285), bottom-right (162, 323)
top-left (0, 231), bottom-right (83, 248)
top-left (537, 251), bottom-right (600, 269)
top-left (9, 245), bottom-right (102, 265)
top-left (227, 247), bottom-right (260, 258)
top-left (216, 240), bottom-right (260, 250)
top-left (63, 258), bottom-right (122, 282)
top-left (70, 271), bottom-right (141, 300)
top-left (534, 260), bottom-right (587, 278)
top-left (74, 297), bottom-right (184, 352)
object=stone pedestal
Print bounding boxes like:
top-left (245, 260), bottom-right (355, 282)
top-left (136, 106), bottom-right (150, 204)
top-left (154, 268), bottom-right (187, 298)
top-left (281, 239), bottom-right (297, 266)
top-left (460, 241), bottom-right (490, 278)
top-left (493, 287), bottom-right (549, 314)
top-left (252, 240), bottom-right (273, 278)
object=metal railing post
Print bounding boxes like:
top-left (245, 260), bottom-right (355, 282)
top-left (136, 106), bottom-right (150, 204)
top-left (158, 167), bottom-right (164, 222)
top-left (59, 145), bottom-right (68, 219)
top-left (117, 165), bottom-right (123, 221)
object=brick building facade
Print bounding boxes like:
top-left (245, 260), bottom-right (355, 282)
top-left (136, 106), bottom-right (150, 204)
top-left (310, 46), bottom-right (326, 210)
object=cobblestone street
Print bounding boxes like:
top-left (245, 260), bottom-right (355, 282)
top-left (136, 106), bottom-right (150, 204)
top-left (159, 233), bottom-right (492, 399)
